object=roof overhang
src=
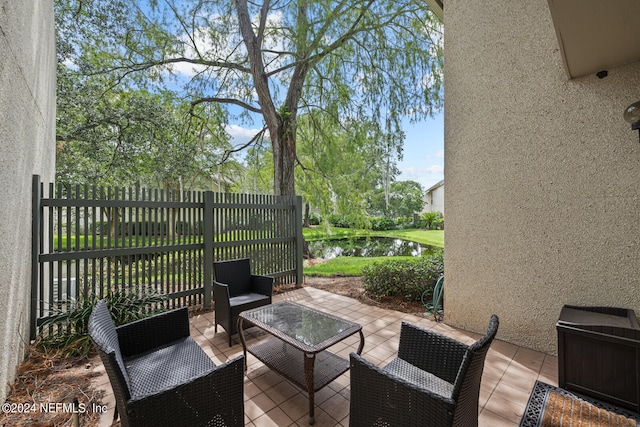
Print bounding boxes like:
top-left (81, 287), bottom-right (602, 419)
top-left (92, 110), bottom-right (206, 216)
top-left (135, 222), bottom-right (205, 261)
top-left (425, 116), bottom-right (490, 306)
top-left (547, 0), bottom-right (640, 79)
top-left (426, 179), bottom-right (444, 193)
top-left (425, 0), bottom-right (443, 21)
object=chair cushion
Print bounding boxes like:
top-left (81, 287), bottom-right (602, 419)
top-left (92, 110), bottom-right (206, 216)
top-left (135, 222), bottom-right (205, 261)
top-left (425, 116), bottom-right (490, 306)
top-left (231, 269), bottom-right (253, 297)
top-left (383, 357), bottom-right (454, 399)
top-left (125, 337), bottom-right (217, 399)
top-left (229, 293), bottom-right (270, 308)
top-left (214, 259), bottom-right (252, 297)
top-left (88, 300), bottom-right (130, 388)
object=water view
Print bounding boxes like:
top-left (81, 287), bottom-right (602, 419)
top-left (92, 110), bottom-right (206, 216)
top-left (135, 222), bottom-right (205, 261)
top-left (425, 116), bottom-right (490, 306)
top-left (308, 237), bottom-right (439, 259)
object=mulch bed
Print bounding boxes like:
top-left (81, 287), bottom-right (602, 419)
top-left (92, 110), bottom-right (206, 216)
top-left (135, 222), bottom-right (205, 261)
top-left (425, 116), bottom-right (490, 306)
top-left (302, 276), bottom-right (426, 316)
top-left (0, 347), bottom-right (104, 427)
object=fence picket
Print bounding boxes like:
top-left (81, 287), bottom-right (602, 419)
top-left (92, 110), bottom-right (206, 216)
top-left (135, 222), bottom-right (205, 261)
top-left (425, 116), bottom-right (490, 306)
top-left (30, 176), bottom-right (302, 339)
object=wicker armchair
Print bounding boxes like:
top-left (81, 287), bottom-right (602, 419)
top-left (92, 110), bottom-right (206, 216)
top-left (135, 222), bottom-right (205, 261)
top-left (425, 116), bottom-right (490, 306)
top-left (350, 315), bottom-right (499, 427)
top-left (88, 300), bottom-right (245, 427)
top-left (213, 258), bottom-right (273, 346)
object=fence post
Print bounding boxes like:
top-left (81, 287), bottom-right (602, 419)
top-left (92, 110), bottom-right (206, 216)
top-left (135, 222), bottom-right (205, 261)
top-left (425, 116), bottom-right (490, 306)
top-left (203, 191), bottom-right (214, 308)
top-left (295, 196), bottom-right (304, 284)
top-left (30, 175), bottom-right (41, 341)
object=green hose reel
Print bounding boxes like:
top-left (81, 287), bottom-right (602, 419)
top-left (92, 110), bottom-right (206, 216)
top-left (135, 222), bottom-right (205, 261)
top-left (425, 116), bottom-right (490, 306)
top-left (422, 275), bottom-right (444, 322)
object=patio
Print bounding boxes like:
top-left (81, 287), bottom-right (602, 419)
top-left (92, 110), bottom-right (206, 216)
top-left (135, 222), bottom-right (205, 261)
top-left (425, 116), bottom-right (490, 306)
top-left (93, 286), bottom-right (558, 426)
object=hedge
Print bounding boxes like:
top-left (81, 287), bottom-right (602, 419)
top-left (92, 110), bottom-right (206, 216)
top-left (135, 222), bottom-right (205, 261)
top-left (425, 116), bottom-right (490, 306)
top-left (361, 250), bottom-right (444, 301)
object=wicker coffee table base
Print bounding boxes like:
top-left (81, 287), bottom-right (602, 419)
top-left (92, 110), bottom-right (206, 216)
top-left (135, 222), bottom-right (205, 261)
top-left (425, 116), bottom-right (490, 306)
top-left (238, 316), bottom-right (364, 424)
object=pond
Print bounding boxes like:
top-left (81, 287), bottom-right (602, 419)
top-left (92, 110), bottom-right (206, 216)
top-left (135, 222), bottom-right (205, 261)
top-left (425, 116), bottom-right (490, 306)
top-left (308, 237), bottom-right (440, 259)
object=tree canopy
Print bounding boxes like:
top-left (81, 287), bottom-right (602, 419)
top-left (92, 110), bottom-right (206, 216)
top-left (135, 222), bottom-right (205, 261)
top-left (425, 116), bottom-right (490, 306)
top-left (296, 112), bottom-right (402, 224)
top-left (55, 0), bottom-right (443, 196)
top-left (56, 62), bottom-right (237, 190)
top-left (368, 180), bottom-right (425, 218)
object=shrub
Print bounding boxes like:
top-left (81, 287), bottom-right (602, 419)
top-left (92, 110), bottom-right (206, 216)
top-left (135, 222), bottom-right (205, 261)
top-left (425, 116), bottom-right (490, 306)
top-left (91, 221), bottom-right (109, 235)
top-left (328, 214), bottom-right (353, 228)
top-left (421, 211), bottom-right (444, 230)
top-left (362, 250), bottom-right (444, 301)
top-left (308, 212), bottom-right (322, 225)
top-left (395, 216), bottom-right (410, 225)
top-left (38, 288), bottom-right (167, 357)
top-left (91, 220), bottom-right (172, 237)
top-left (431, 216), bottom-right (444, 230)
top-left (328, 214), bottom-right (364, 228)
top-left (370, 216), bottom-right (395, 231)
top-left (395, 217), bottom-right (416, 229)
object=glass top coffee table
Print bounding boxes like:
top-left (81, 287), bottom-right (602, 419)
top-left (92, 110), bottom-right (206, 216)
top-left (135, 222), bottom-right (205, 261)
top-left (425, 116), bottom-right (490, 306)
top-left (238, 301), bottom-right (365, 425)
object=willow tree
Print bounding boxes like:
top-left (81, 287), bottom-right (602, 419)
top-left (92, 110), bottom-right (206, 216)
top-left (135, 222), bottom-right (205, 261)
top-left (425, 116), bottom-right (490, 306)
top-left (56, 0), bottom-right (443, 196)
top-left (295, 112), bottom-right (403, 227)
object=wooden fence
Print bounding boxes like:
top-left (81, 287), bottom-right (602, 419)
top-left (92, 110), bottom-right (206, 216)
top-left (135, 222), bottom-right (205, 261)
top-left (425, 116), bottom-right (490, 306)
top-left (30, 175), bottom-right (303, 339)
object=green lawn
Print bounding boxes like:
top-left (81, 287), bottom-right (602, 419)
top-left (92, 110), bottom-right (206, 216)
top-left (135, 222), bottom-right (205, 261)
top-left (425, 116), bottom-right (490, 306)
top-left (371, 229), bottom-right (444, 247)
top-left (53, 229), bottom-right (259, 251)
top-left (55, 226), bottom-right (442, 278)
top-left (303, 227), bottom-right (443, 276)
top-left (305, 256), bottom-right (418, 276)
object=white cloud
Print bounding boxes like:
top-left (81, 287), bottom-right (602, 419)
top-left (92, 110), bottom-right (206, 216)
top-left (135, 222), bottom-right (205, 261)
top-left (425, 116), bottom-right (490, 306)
top-left (170, 61), bottom-right (207, 78)
top-left (225, 124), bottom-right (262, 147)
top-left (399, 164), bottom-right (444, 190)
top-left (400, 165), bottom-right (443, 178)
top-left (63, 58), bottom-right (79, 70)
top-left (424, 150), bottom-right (444, 159)
top-left (170, 21), bottom-right (237, 78)
top-left (168, 10), bottom-right (288, 80)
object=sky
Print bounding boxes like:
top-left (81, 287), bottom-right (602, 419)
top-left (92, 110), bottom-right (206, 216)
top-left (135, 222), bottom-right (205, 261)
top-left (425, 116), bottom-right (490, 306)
top-left (225, 110), bottom-right (445, 192)
top-left (396, 111), bottom-right (444, 191)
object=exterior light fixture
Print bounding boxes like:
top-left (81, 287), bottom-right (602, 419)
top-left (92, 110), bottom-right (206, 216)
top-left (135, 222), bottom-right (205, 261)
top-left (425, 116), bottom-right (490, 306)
top-left (624, 101), bottom-right (640, 142)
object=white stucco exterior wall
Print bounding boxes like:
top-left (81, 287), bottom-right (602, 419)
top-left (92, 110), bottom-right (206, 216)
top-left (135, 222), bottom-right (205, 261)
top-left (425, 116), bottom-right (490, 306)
top-left (0, 1), bottom-right (56, 402)
top-left (444, 0), bottom-right (640, 353)
top-left (423, 180), bottom-right (444, 214)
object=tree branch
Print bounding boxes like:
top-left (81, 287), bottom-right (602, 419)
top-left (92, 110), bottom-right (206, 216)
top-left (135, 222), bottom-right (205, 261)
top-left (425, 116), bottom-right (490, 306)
top-left (94, 56), bottom-right (252, 78)
top-left (264, 0), bottom-right (390, 79)
top-left (235, 0), bottom-right (279, 123)
top-left (190, 97), bottom-right (262, 114)
top-left (218, 127), bottom-right (268, 165)
top-left (257, 0), bottom-right (271, 46)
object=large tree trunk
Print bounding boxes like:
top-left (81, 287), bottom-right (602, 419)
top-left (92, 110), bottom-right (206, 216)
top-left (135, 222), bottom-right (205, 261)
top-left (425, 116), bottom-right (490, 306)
top-left (235, 0), bottom-right (305, 197)
top-left (272, 114), bottom-right (297, 196)
top-left (303, 201), bottom-right (310, 227)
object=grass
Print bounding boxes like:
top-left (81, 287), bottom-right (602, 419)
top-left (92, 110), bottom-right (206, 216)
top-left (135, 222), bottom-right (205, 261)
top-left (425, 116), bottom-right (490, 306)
top-left (57, 226), bottom-right (444, 251)
top-left (305, 256), bottom-right (418, 276)
top-left (57, 225), bottom-right (442, 278)
top-left (304, 226), bottom-right (444, 277)
top-left (53, 235), bottom-right (196, 251)
top-left (53, 229), bottom-right (262, 251)
top-left (372, 229), bottom-right (444, 247)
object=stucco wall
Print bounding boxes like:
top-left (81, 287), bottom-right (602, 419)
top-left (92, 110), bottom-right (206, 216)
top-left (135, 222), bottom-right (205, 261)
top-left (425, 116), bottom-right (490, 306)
top-left (444, 0), bottom-right (640, 353)
top-left (0, 1), bottom-right (56, 402)
top-left (424, 182), bottom-right (445, 214)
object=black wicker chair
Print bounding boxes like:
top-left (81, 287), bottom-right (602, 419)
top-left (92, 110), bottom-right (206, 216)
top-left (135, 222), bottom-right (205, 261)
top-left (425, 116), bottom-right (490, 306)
top-left (88, 300), bottom-right (245, 427)
top-left (213, 258), bottom-right (273, 346)
top-left (349, 315), bottom-right (499, 427)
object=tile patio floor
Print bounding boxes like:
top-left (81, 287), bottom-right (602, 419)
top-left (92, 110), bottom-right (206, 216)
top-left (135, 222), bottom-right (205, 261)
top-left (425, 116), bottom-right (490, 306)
top-left (94, 287), bottom-right (558, 426)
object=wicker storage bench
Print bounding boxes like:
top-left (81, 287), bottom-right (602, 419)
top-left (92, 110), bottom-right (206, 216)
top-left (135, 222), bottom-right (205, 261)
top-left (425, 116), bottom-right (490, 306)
top-left (557, 305), bottom-right (640, 412)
